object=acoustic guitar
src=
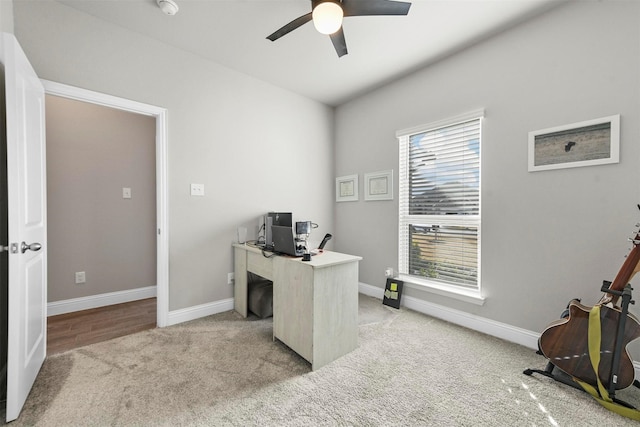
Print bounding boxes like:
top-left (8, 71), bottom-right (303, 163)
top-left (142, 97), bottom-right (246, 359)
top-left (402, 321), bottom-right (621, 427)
top-left (538, 228), bottom-right (640, 391)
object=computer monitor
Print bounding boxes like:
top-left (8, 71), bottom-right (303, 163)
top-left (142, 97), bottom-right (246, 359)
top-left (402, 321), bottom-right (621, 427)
top-left (264, 212), bottom-right (292, 247)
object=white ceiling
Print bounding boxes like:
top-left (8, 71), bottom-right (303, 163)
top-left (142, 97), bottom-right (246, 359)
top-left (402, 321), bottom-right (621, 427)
top-left (56, 0), bottom-right (564, 106)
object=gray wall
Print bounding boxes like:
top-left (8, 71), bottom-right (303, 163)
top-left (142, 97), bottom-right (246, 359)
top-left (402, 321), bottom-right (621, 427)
top-left (0, 0), bottom-right (13, 34)
top-left (335, 0), bottom-right (640, 335)
top-left (46, 95), bottom-right (156, 302)
top-left (13, 0), bottom-right (640, 350)
top-left (12, 1), bottom-right (334, 311)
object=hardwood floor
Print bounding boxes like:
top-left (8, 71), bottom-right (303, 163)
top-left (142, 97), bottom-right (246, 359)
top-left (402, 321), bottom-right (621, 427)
top-left (47, 298), bottom-right (157, 355)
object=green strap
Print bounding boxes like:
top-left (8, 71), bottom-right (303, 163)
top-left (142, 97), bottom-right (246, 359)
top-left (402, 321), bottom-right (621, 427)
top-left (573, 305), bottom-right (640, 420)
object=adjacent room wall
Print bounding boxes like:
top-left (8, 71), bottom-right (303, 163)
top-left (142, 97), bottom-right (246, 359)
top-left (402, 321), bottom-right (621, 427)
top-left (45, 95), bottom-right (157, 302)
top-left (334, 0), bottom-right (640, 336)
top-left (12, 1), bottom-right (334, 312)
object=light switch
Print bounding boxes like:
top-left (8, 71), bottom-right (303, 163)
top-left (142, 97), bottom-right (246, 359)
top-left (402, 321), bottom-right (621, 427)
top-left (191, 183), bottom-right (205, 196)
top-left (122, 187), bottom-right (132, 199)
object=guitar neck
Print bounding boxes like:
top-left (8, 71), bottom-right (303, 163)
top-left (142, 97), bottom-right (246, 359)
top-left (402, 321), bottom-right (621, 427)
top-left (604, 232), bottom-right (640, 305)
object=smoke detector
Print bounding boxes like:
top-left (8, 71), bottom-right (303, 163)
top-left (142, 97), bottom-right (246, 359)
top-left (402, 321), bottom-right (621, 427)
top-left (157, 0), bottom-right (179, 16)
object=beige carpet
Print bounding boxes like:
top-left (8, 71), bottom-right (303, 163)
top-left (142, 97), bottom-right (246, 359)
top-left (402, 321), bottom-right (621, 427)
top-left (3, 294), bottom-right (640, 426)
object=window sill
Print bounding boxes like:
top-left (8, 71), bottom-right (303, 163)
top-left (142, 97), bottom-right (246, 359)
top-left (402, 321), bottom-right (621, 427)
top-left (398, 274), bottom-right (485, 306)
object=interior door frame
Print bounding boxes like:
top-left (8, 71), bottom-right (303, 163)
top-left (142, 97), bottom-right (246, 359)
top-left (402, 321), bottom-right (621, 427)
top-left (41, 80), bottom-right (169, 327)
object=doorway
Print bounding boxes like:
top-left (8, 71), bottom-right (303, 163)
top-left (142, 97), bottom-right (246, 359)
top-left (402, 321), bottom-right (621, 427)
top-left (45, 93), bottom-right (156, 352)
top-left (1, 79), bottom-right (168, 411)
top-left (41, 81), bottom-right (169, 328)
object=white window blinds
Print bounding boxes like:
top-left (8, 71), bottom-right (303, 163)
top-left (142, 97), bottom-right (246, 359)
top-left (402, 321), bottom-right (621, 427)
top-left (398, 111), bottom-right (482, 290)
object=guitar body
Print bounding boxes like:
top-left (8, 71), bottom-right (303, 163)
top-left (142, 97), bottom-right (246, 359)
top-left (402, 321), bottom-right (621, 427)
top-left (539, 300), bottom-right (640, 390)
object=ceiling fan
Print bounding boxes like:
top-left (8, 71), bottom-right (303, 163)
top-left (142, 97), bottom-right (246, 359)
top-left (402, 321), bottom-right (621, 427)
top-left (266, 0), bottom-right (412, 58)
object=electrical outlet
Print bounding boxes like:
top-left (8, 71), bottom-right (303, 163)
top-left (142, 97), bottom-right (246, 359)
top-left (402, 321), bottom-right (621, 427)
top-left (190, 183), bottom-right (205, 196)
top-left (122, 187), bottom-right (132, 199)
top-left (75, 271), bottom-right (86, 284)
top-left (227, 272), bottom-right (234, 285)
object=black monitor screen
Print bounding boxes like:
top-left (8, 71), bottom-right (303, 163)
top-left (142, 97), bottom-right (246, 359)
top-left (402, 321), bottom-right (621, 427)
top-left (296, 221), bottom-right (311, 234)
top-left (268, 212), bottom-right (292, 227)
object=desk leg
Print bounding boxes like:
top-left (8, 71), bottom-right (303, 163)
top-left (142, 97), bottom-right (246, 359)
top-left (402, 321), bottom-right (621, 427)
top-left (233, 246), bottom-right (248, 318)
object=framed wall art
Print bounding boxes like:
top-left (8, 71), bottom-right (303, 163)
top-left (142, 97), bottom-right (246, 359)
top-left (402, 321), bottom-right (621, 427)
top-left (336, 174), bottom-right (358, 202)
top-left (364, 170), bottom-right (393, 201)
top-left (528, 115), bottom-right (620, 172)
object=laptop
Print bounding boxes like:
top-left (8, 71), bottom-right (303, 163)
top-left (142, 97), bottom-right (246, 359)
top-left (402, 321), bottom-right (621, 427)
top-left (271, 225), bottom-right (305, 257)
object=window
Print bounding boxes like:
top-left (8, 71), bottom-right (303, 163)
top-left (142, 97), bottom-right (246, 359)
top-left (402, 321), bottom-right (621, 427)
top-left (397, 110), bottom-right (483, 296)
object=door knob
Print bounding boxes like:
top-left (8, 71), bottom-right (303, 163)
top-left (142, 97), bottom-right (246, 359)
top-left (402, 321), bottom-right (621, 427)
top-left (21, 242), bottom-right (42, 254)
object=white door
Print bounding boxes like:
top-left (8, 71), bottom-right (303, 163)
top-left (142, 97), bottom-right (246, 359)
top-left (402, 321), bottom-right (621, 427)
top-left (1, 33), bottom-right (47, 422)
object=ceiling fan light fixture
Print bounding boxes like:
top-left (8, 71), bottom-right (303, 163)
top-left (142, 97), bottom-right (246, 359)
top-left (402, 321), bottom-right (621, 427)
top-left (157, 0), bottom-right (179, 16)
top-left (312, 1), bottom-right (344, 35)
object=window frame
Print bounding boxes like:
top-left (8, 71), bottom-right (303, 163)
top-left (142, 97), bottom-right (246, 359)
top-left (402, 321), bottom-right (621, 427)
top-left (396, 109), bottom-right (485, 305)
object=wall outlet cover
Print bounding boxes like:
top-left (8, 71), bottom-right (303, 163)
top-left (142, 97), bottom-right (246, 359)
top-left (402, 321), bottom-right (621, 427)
top-left (75, 271), bottom-right (86, 284)
top-left (190, 183), bottom-right (205, 196)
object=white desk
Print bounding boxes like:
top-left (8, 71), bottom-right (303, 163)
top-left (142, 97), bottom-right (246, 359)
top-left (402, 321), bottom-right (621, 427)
top-left (233, 243), bottom-right (362, 370)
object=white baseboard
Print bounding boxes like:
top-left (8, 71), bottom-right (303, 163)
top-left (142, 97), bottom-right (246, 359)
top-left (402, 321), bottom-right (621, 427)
top-left (49, 287), bottom-right (233, 328)
top-left (359, 282), bottom-right (386, 299)
top-left (47, 286), bottom-right (157, 317)
top-left (359, 281), bottom-right (537, 349)
top-left (359, 282), bottom-right (640, 379)
top-left (166, 298), bottom-right (234, 327)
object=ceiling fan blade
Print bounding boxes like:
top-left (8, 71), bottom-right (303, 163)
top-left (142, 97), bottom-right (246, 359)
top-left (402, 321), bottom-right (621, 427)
top-left (330, 27), bottom-right (348, 57)
top-left (342, 0), bottom-right (411, 17)
top-left (266, 12), bottom-right (313, 41)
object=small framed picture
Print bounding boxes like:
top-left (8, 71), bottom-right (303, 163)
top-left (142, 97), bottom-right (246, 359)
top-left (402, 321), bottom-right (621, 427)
top-left (364, 170), bottom-right (393, 201)
top-left (336, 174), bottom-right (358, 202)
top-left (528, 115), bottom-right (620, 172)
